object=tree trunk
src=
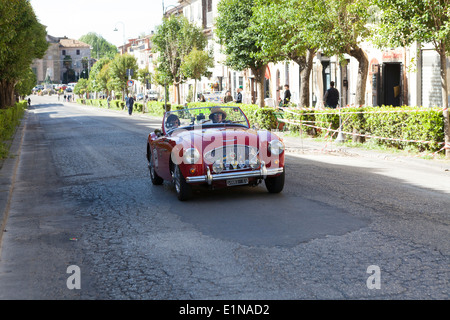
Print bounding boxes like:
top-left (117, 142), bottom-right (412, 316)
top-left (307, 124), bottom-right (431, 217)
top-left (193, 79), bottom-right (197, 103)
top-left (349, 47), bottom-right (369, 106)
top-left (0, 80), bottom-right (16, 109)
top-left (252, 65), bottom-right (267, 108)
top-left (438, 44), bottom-right (450, 159)
top-left (299, 49), bottom-right (315, 108)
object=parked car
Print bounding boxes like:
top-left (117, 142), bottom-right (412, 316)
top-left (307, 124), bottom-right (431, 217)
top-left (136, 93), bottom-right (144, 101)
top-left (147, 90), bottom-right (158, 101)
top-left (146, 106), bottom-right (285, 200)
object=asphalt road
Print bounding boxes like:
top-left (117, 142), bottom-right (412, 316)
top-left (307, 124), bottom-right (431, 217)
top-left (0, 95), bottom-right (448, 300)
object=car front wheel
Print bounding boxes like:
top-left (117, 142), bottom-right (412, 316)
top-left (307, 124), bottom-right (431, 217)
top-left (265, 166), bottom-right (285, 193)
top-left (173, 165), bottom-right (193, 201)
top-left (148, 148), bottom-right (163, 185)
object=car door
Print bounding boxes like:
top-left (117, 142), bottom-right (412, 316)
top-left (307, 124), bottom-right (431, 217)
top-left (153, 136), bottom-right (173, 181)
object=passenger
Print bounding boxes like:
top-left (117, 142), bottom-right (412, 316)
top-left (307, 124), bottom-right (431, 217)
top-left (166, 114), bottom-right (180, 129)
top-left (209, 107), bottom-right (227, 123)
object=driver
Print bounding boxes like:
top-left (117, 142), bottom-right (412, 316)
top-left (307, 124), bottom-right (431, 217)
top-left (166, 114), bottom-right (180, 129)
top-left (209, 107), bottom-right (227, 123)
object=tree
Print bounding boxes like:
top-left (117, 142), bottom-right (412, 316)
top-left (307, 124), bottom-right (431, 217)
top-left (74, 78), bottom-right (89, 98)
top-left (252, 0), bottom-right (326, 108)
top-left (79, 33), bottom-right (118, 60)
top-left (216, 0), bottom-right (270, 108)
top-left (152, 15), bottom-right (208, 105)
top-left (374, 0), bottom-right (450, 158)
top-left (0, 0), bottom-right (48, 108)
top-left (181, 48), bottom-right (214, 103)
top-left (108, 54), bottom-right (138, 100)
top-left (137, 66), bottom-right (152, 94)
top-left (317, 0), bottom-right (373, 107)
top-left (89, 57), bottom-right (111, 93)
top-left (15, 67), bottom-right (37, 97)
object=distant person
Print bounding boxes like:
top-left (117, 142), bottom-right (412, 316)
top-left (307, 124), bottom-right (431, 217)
top-left (223, 90), bottom-right (233, 103)
top-left (27, 98), bottom-right (31, 106)
top-left (323, 81), bottom-right (339, 109)
top-left (235, 86), bottom-right (243, 103)
top-left (283, 84), bottom-right (291, 107)
top-left (126, 94), bottom-right (135, 115)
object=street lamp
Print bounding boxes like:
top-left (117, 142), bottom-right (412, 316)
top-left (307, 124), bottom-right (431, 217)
top-left (114, 21), bottom-right (126, 54)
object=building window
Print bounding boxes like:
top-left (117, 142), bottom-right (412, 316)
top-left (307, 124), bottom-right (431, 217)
top-left (62, 50), bottom-right (66, 55)
top-left (76, 50), bottom-right (80, 55)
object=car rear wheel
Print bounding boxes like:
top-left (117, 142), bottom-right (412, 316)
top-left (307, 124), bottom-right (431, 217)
top-left (173, 165), bottom-right (193, 201)
top-left (265, 166), bottom-right (285, 193)
top-left (148, 148), bottom-right (163, 185)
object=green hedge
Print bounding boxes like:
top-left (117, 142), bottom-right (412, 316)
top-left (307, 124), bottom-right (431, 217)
top-left (79, 98), bottom-right (445, 153)
top-left (0, 101), bottom-right (27, 159)
top-left (283, 105), bottom-right (445, 152)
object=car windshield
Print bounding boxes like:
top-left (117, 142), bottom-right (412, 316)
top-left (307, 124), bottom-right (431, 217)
top-left (163, 106), bottom-right (249, 134)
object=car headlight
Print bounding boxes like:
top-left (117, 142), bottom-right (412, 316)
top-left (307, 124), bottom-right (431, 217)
top-left (183, 148), bottom-right (200, 164)
top-left (212, 160), bottom-right (224, 173)
top-left (268, 140), bottom-right (285, 155)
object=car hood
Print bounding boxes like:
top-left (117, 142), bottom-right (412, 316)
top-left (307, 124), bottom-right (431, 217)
top-left (170, 127), bottom-right (280, 151)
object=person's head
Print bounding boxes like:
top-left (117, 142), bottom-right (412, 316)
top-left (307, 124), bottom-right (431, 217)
top-left (330, 81), bottom-right (335, 87)
top-left (226, 90), bottom-right (231, 96)
top-left (209, 107), bottom-right (227, 123)
top-left (237, 86), bottom-right (243, 92)
top-left (166, 114), bottom-right (180, 129)
top-left (284, 84), bottom-right (289, 89)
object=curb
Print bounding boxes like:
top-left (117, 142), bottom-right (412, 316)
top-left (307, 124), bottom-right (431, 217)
top-left (0, 110), bottom-right (27, 246)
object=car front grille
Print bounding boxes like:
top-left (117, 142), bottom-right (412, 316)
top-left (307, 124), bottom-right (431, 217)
top-left (204, 145), bottom-right (259, 171)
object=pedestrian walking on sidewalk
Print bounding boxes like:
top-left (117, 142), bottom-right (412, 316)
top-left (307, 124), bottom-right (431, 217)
top-left (126, 94), bottom-right (135, 115)
top-left (323, 81), bottom-right (339, 109)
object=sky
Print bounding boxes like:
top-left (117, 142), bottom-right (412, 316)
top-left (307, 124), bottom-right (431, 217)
top-left (30, 0), bottom-right (180, 47)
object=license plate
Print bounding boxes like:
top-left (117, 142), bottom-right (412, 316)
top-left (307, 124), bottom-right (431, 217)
top-left (226, 178), bottom-right (249, 186)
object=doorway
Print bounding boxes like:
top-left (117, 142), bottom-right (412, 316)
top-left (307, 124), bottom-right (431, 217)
top-left (382, 63), bottom-right (401, 106)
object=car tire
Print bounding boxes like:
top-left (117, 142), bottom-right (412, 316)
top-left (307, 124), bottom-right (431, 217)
top-left (173, 165), bottom-right (193, 201)
top-left (148, 148), bottom-right (163, 185)
top-left (265, 166), bottom-right (285, 193)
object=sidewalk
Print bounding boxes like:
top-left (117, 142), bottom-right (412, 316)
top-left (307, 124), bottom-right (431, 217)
top-left (0, 110), bottom-right (27, 246)
top-left (278, 131), bottom-right (450, 171)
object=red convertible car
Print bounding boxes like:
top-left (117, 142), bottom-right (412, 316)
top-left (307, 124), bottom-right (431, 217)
top-left (146, 106), bottom-right (285, 200)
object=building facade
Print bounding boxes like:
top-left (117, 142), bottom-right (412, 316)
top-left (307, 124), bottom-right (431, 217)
top-left (31, 36), bottom-right (91, 85)
top-left (158, 0), bottom-right (449, 109)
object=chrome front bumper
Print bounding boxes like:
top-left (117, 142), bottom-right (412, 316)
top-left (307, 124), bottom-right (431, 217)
top-left (185, 162), bottom-right (284, 185)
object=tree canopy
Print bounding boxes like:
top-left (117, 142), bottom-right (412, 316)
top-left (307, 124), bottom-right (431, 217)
top-left (79, 33), bottom-right (118, 60)
top-left (215, 0), bottom-right (269, 107)
top-left (0, 0), bottom-right (48, 108)
top-left (152, 15), bottom-right (208, 105)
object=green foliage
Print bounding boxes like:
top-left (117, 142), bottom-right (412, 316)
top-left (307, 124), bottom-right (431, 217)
top-left (88, 57), bottom-right (111, 93)
top-left (79, 33), bottom-right (118, 59)
top-left (284, 106), bottom-right (445, 152)
top-left (74, 78), bottom-right (89, 97)
top-left (152, 15), bottom-right (207, 88)
top-left (15, 68), bottom-right (37, 97)
top-left (108, 54), bottom-right (138, 98)
top-left (216, 0), bottom-right (266, 70)
top-left (0, 101), bottom-right (26, 159)
top-left (0, 0), bottom-right (48, 108)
